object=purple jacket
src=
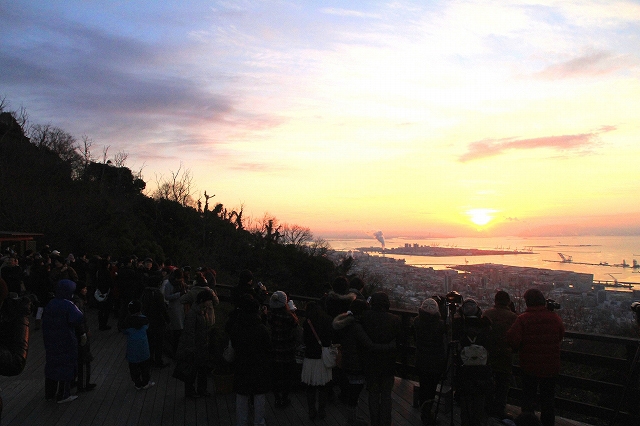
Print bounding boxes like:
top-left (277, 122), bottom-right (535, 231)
top-left (42, 280), bottom-right (84, 381)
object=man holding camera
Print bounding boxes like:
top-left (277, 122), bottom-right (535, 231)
top-left (507, 288), bottom-right (564, 426)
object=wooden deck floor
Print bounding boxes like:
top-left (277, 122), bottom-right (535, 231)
top-left (1, 309), bottom-right (591, 426)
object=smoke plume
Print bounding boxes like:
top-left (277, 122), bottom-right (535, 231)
top-left (373, 231), bottom-right (385, 248)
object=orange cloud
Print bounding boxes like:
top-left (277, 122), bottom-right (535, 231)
top-left (459, 126), bottom-right (616, 162)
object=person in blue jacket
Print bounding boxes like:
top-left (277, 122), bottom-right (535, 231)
top-left (122, 299), bottom-right (155, 390)
top-left (42, 279), bottom-right (84, 403)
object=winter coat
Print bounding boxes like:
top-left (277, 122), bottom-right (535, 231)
top-left (360, 308), bottom-right (403, 376)
top-left (303, 309), bottom-right (333, 359)
top-left (231, 282), bottom-right (268, 306)
top-left (412, 311), bottom-right (447, 375)
top-left (229, 311), bottom-right (273, 395)
top-left (176, 302), bottom-right (212, 366)
top-left (122, 314), bottom-right (150, 364)
top-left (163, 279), bottom-right (186, 331)
top-left (0, 294), bottom-right (30, 376)
top-left (72, 293), bottom-right (93, 364)
top-left (1, 265), bottom-right (23, 294)
top-left (140, 286), bottom-right (169, 329)
top-left (180, 286), bottom-right (219, 320)
top-left (267, 307), bottom-right (299, 364)
top-left (483, 305), bottom-right (518, 374)
top-left (117, 264), bottom-right (142, 303)
top-left (332, 312), bottom-right (396, 374)
top-left (42, 280), bottom-right (84, 381)
top-left (452, 314), bottom-right (493, 394)
top-left (49, 266), bottom-right (78, 289)
top-left (321, 291), bottom-right (356, 319)
top-left (507, 306), bottom-right (564, 377)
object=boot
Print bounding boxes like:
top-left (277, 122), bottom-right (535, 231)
top-left (421, 399), bottom-right (436, 425)
top-left (307, 387), bottom-right (317, 419)
top-left (347, 406), bottom-right (368, 426)
top-left (76, 363), bottom-right (85, 391)
top-left (318, 386), bottom-right (328, 419)
top-left (84, 363), bottom-right (96, 391)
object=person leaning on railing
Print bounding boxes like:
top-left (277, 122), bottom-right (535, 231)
top-left (507, 289), bottom-right (564, 426)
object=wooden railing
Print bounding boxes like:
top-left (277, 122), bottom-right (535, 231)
top-left (215, 284), bottom-right (640, 425)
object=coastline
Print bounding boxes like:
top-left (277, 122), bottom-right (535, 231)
top-left (356, 245), bottom-right (536, 257)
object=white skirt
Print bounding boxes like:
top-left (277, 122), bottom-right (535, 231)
top-left (301, 358), bottom-right (332, 386)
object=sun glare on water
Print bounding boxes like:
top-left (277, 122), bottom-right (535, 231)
top-left (467, 209), bottom-right (495, 226)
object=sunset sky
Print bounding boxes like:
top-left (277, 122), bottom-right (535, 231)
top-left (2, 1), bottom-right (640, 238)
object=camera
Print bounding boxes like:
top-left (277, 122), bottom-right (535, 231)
top-left (546, 298), bottom-right (561, 311)
top-left (446, 291), bottom-right (463, 305)
top-left (631, 302), bottom-right (640, 325)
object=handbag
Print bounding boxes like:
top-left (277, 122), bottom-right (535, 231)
top-left (307, 319), bottom-right (337, 368)
top-left (223, 339), bottom-right (235, 363)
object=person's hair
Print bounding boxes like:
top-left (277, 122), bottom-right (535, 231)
top-left (239, 269), bottom-right (253, 286)
top-left (332, 276), bottom-right (349, 294)
top-left (523, 288), bottom-right (546, 307)
top-left (369, 291), bottom-right (390, 311)
top-left (196, 289), bottom-right (214, 304)
top-left (194, 271), bottom-right (208, 286)
top-left (349, 276), bottom-right (365, 291)
top-left (495, 290), bottom-right (511, 306)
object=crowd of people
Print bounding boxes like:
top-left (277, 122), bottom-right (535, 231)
top-left (0, 245), bottom-right (566, 426)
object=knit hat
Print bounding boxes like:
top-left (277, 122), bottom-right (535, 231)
top-left (460, 299), bottom-right (481, 317)
top-left (270, 291), bottom-right (287, 309)
top-left (419, 298), bottom-right (440, 316)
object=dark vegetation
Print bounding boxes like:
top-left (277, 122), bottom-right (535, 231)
top-left (0, 102), bottom-right (339, 295)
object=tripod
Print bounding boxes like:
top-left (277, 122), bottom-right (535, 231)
top-left (432, 300), bottom-right (461, 426)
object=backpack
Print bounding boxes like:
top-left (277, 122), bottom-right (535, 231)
top-left (460, 336), bottom-right (488, 366)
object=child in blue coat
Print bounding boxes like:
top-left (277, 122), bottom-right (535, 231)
top-left (122, 300), bottom-right (155, 390)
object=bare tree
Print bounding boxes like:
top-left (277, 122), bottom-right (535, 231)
top-left (113, 150), bottom-right (128, 167)
top-left (80, 135), bottom-right (94, 164)
top-left (102, 145), bottom-right (110, 164)
top-left (28, 124), bottom-right (83, 175)
top-left (305, 237), bottom-right (331, 257)
top-left (252, 213), bottom-right (282, 243)
top-left (282, 224), bottom-right (314, 247)
top-left (152, 163), bottom-right (196, 207)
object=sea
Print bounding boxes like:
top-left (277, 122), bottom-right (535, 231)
top-left (326, 235), bottom-right (640, 286)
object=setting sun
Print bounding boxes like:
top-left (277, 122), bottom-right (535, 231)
top-left (467, 209), bottom-right (496, 226)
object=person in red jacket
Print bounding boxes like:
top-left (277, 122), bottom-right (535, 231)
top-left (507, 289), bottom-right (564, 426)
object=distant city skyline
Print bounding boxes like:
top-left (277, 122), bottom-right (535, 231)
top-left (2, 1), bottom-right (640, 237)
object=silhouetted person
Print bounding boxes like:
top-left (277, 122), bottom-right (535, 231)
top-left (483, 290), bottom-right (518, 419)
top-left (507, 289), bottom-right (564, 426)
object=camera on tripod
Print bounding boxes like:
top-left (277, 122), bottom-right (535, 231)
top-left (546, 298), bottom-right (561, 311)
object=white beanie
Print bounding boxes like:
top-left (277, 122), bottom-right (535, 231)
top-left (269, 291), bottom-right (287, 309)
top-left (419, 298), bottom-right (440, 316)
